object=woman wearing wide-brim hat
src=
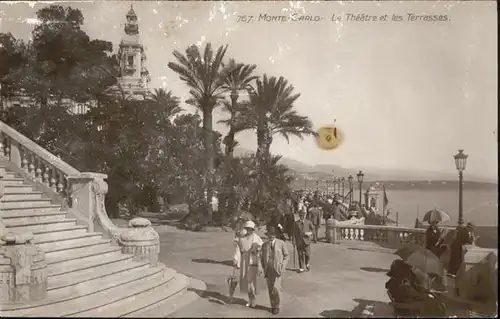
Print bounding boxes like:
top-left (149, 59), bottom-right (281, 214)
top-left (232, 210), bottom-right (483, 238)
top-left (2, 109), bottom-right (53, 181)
top-left (233, 220), bottom-right (263, 307)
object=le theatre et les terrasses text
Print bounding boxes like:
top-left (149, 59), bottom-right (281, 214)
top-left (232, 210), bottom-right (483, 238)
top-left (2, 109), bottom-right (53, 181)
top-left (236, 13), bottom-right (450, 23)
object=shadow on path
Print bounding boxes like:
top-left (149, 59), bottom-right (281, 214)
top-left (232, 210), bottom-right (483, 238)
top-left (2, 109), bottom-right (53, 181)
top-left (320, 298), bottom-right (390, 318)
top-left (187, 287), bottom-right (269, 312)
top-left (360, 266), bottom-right (389, 273)
top-left (192, 258), bottom-right (233, 267)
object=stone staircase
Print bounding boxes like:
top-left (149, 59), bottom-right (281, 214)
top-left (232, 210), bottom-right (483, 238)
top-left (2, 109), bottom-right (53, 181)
top-left (0, 164), bottom-right (194, 317)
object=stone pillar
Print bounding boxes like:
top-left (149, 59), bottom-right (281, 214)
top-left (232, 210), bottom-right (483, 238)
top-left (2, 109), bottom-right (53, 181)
top-left (67, 172), bottom-right (108, 232)
top-left (326, 219), bottom-right (339, 244)
top-left (0, 232), bottom-right (47, 302)
top-left (119, 218), bottom-right (159, 266)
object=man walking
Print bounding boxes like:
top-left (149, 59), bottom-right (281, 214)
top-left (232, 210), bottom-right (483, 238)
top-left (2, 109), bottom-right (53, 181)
top-left (293, 210), bottom-right (314, 273)
top-left (261, 225), bottom-right (290, 315)
top-left (309, 204), bottom-right (321, 243)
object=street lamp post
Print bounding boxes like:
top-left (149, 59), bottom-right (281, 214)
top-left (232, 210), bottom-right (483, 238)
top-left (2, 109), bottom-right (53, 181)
top-left (348, 175), bottom-right (353, 203)
top-left (454, 149), bottom-right (468, 226)
top-left (357, 170), bottom-right (364, 208)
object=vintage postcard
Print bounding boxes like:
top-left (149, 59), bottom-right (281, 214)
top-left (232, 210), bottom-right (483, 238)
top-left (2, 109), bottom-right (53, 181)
top-left (0, 1), bottom-right (497, 317)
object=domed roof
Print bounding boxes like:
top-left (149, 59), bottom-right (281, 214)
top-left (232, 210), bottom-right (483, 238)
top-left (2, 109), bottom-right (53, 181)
top-left (127, 5), bottom-right (137, 18)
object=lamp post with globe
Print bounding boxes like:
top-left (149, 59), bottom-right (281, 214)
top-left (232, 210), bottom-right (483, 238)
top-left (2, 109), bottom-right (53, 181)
top-left (348, 175), bottom-right (354, 203)
top-left (453, 149), bottom-right (468, 226)
top-left (357, 171), bottom-right (364, 208)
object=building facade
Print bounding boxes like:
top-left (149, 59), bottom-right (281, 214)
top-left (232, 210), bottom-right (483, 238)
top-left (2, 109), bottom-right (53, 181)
top-left (1, 6), bottom-right (151, 115)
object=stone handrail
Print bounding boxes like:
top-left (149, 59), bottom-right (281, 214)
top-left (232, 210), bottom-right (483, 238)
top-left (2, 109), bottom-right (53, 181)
top-left (0, 120), bottom-right (124, 242)
top-left (332, 223), bottom-right (426, 246)
top-left (0, 121), bottom-right (80, 177)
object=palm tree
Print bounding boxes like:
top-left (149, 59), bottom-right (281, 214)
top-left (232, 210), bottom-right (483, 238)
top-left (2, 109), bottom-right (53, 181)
top-left (220, 60), bottom-right (258, 157)
top-left (235, 75), bottom-right (316, 165)
top-left (168, 43), bottom-right (234, 222)
top-left (150, 88), bottom-right (182, 120)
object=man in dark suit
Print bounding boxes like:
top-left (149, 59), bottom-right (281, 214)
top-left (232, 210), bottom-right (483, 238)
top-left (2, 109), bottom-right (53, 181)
top-left (309, 205), bottom-right (321, 243)
top-left (261, 225), bottom-right (290, 315)
top-left (292, 210), bottom-right (314, 273)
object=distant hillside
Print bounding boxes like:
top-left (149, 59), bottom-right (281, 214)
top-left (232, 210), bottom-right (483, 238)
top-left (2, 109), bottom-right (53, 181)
top-left (233, 147), bottom-right (497, 185)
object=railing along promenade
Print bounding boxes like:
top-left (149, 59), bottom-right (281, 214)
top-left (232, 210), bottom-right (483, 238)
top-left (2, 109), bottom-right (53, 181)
top-left (331, 222), bottom-right (426, 247)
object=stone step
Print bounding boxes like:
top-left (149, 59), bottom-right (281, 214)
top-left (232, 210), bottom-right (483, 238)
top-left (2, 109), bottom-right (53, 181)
top-left (44, 239), bottom-right (111, 260)
top-left (130, 276), bottom-right (205, 318)
top-left (34, 230), bottom-right (99, 246)
top-left (2, 210), bottom-right (67, 223)
top-left (78, 273), bottom-right (189, 317)
top-left (0, 177), bottom-right (28, 185)
top-left (0, 172), bottom-right (18, 179)
top-left (48, 259), bottom-right (150, 291)
top-left (46, 244), bottom-right (122, 266)
top-left (9, 265), bottom-right (175, 317)
top-left (47, 250), bottom-right (131, 277)
top-left (4, 218), bottom-right (77, 233)
top-left (67, 268), bottom-right (182, 317)
top-left (39, 235), bottom-right (107, 255)
top-left (1, 204), bottom-right (63, 214)
top-left (3, 184), bottom-right (35, 193)
top-left (1, 198), bottom-right (53, 209)
top-left (30, 225), bottom-right (88, 237)
top-left (1, 263), bottom-right (169, 313)
top-left (50, 264), bottom-right (169, 306)
top-left (1, 191), bottom-right (44, 200)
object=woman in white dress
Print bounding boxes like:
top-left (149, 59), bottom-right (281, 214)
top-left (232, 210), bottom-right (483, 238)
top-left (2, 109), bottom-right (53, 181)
top-left (233, 220), bottom-right (263, 307)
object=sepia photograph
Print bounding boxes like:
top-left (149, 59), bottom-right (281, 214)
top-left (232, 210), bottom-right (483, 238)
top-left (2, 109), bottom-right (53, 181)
top-left (0, 0), bottom-right (497, 317)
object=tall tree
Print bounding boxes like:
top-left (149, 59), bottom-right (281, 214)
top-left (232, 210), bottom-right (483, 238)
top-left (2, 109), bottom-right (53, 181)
top-left (235, 75), bottom-right (316, 165)
top-left (220, 60), bottom-right (258, 157)
top-left (0, 32), bottom-right (27, 106)
top-left (150, 88), bottom-right (183, 120)
top-left (15, 5), bottom-right (118, 108)
top-left (168, 43), bottom-right (234, 222)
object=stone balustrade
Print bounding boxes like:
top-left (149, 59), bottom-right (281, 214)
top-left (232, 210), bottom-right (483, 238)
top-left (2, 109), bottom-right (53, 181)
top-left (328, 221), bottom-right (426, 247)
top-left (0, 120), bottom-right (155, 245)
top-left (0, 232), bottom-right (47, 303)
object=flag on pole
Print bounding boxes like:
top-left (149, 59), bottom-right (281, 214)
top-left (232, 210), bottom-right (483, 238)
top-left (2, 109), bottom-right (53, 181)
top-left (383, 185), bottom-right (389, 212)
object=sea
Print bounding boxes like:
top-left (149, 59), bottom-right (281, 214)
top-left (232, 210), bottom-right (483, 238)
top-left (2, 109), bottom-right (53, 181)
top-left (383, 189), bottom-right (498, 227)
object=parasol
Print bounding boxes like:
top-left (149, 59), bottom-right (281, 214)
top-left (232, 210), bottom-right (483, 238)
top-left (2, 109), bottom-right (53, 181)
top-left (227, 267), bottom-right (238, 304)
top-left (405, 248), bottom-right (444, 276)
top-left (394, 244), bottom-right (423, 261)
top-left (423, 208), bottom-right (450, 224)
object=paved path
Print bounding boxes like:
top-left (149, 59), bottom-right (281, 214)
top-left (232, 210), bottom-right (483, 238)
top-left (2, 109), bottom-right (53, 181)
top-left (155, 225), bottom-right (397, 318)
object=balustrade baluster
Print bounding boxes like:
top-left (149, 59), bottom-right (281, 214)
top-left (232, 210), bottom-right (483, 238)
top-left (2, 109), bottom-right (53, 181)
top-left (43, 165), bottom-right (50, 187)
top-left (0, 133), bottom-right (5, 157)
top-left (50, 167), bottom-right (57, 192)
top-left (354, 229), bottom-right (359, 240)
top-left (359, 229), bottom-right (364, 241)
top-left (29, 153), bottom-right (36, 179)
top-left (349, 228), bottom-right (354, 240)
top-left (56, 171), bottom-right (65, 194)
top-left (4, 136), bottom-right (11, 161)
top-left (35, 157), bottom-right (42, 183)
top-left (21, 148), bottom-right (29, 173)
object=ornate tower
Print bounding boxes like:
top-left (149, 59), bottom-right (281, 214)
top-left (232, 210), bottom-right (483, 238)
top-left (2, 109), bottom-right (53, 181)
top-left (116, 5), bottom-right (150, 99)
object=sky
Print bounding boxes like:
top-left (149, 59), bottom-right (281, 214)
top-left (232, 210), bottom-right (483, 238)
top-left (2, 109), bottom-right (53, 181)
top-left (0, 1), bottom-right (497, 180)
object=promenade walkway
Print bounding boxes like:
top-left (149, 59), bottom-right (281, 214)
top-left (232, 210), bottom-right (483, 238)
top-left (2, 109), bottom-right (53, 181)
top-left (156, 225), bottom-right (399, 317)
